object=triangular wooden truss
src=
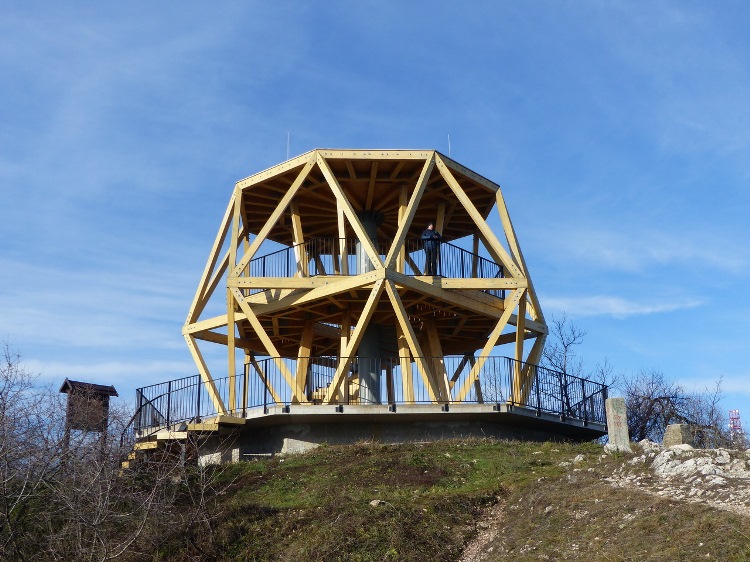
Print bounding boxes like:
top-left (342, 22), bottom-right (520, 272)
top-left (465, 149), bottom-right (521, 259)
top-left (183, 150), bottom-right (547, 414)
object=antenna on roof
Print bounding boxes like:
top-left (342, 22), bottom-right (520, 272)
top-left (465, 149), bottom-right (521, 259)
top-left (447, 133), bottom-right (451, 157)
top-left (287, 132), bottom-right (291, 160)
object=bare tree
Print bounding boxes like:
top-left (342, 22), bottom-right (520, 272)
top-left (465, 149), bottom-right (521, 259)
top-left (539, 315), bottom-right (619, 420)
top-left (0, 343), bottom-right (228, 561)
top-left (542, 313), bottom-right (587, 378)
top-left (623, 369), bottom-right (732, 447)
top-left (623, 369), bottom-right (688, 442)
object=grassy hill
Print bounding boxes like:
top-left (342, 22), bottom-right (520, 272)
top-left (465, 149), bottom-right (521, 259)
top-left (150, 439), bottom-right (750, 561)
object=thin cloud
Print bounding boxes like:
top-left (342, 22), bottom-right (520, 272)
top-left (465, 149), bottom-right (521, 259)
top-left (543, 295), bottom-right (703, 319)
top-left (538, 226), bottom-right (746, 274)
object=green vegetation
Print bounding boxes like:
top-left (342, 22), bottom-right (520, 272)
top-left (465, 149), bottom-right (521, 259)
top-left (151, 439), bottom-right (750, 561)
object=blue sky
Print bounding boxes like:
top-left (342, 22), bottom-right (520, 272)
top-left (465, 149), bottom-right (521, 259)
top-left (1, 2), bottom-right (748, 423)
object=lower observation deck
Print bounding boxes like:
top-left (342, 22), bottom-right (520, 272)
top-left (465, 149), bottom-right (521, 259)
top-left (131, 357), bottom-right (608, 455)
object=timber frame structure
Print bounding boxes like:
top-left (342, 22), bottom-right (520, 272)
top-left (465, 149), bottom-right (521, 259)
top-left (181, 149), bottom-right (549, 416)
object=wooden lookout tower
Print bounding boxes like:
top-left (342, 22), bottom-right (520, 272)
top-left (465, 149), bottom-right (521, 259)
top-left (131, 150), bottom-right (608, 460)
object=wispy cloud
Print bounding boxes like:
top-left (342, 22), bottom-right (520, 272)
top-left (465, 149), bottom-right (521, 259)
top-left (543, 294), bottom-right (703, 319)
top-left (25, 357), bottom-right (196, 396)
top-left (535, 225), bottom-right (746, 274)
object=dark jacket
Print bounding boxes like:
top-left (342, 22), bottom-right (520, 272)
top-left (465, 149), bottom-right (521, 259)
top-left (421, 228), bottom-right (442, 249)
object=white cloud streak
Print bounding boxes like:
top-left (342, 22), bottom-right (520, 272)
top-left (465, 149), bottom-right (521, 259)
top-left (543, 295), bottom-right (703, 319)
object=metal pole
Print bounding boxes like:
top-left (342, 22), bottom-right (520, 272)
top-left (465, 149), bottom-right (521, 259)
top-left (166, 381), bottom-right (172, 428)
top-left (196, 376), bottom-right (201, 422)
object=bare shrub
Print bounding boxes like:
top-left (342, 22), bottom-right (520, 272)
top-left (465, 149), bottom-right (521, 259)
top-left (0, 343), bottom-right (226, 561)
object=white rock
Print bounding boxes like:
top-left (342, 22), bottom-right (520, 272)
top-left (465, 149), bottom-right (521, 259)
top-left (714, 449), bottom-right (731, 465)
top-left (604, 443), bottom-right (632, 454)
top-left (639, 439), bottom-right (662, 453)
top-left (573, 454), bottom-right (585, 465)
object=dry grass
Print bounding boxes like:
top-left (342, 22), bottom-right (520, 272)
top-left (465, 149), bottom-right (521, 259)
top-left (152, 440), bottom-right (750, 562)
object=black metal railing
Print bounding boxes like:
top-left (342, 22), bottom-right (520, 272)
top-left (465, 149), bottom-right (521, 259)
top-left (244, 238), bottom-right (505, 298)
top-left (133, 356), bottom-right (607, 434)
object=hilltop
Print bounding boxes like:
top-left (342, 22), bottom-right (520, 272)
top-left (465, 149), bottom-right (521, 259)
top-left (142, 439), bottom-right (750, 562)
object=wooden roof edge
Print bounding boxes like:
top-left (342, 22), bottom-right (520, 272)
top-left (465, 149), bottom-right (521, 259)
top-left (59, 378), bottom-right (119, 397)
top-left (434, 151), bottom-right (502, 194)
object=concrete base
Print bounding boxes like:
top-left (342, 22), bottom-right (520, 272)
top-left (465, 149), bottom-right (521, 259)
top-left (193, 403), bottom-right (606, 465)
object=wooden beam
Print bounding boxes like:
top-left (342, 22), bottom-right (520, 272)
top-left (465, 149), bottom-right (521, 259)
top-left (186, 190), bottom-right (235, 324)
top-left (184, 334), bottom-right (226, 415)
top-left (235, 151), bottom-right (314, 190)
top-left (495, 190), bottom-right (546, 324)
top-left (454, 289), bottom-right (524, 402)
top-left (397, 327), bottom-right (414, 402)
top-left (316, 153), bottom-right (383, 269)
top-left (337, 202), bottom-right (349, 275)
top-left (388, 271), bottom-right (505, 320)
top-left (425, 321), bottom-right (451, 400)
top-left (435, 201), bottom-right (446, 235)
top-left (434, 154), bottom-right (524, 279)
top-left (512, 294), bottom-right (527, 403)
top-left (228, 277), bottom-right (337, 289)
top-left (227, 188), bottom-right (242, 412)
top-left (233, 155), bottom-right (316, 276)
top-left (323, 279), bottom-right (386, 403)
top-left (317, 149), bottom-right (432, 160)
top-left (385, 155), bottom-right (435, 268)
top-left (365, 161), bottom-right (378, 210)
top-left (290, 201), bottom-right (308, 278)
top-left (230, 287), bottom-right (306, 402)
top-left (512, 334), bottom-right (546, 405)
top-left (296, 319), bottom-right (314, 401)
top-left (423, 278), bottom-right (527, 290)
top-left (396, 185), bottom-right (408, 273)
top-left (248, 353), bottom-right (281, 403)
top-left (384, 280), bottom-right (439, 402)
top-left (250, 270), bottom-right (382, 316)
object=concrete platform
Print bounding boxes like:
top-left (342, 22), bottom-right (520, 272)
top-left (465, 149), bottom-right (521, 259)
top-left (187, 403), bottom-right (606, 465)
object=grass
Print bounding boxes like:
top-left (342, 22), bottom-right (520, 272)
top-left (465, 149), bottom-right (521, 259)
top-left (152, 439), bottom-right (750, 561)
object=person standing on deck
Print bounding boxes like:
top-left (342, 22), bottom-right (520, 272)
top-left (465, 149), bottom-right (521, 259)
top-left (421, 223), bottom-right (442, 276)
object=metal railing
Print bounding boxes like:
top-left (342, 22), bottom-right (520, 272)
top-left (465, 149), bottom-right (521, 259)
top-left (244, 238), bottom-right (505, 298)
top-left (133, 356), bottom-right (607, 434)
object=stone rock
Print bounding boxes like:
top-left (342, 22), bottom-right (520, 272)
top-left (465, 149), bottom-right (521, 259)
top-left (663, 424), bottom-right (693, 448)
top-left (605, 398), bottom-right (631, 450)
top-left (604, 443), bottom-right (632, 455)
top-left (639, 439), bottom-right (662, 454)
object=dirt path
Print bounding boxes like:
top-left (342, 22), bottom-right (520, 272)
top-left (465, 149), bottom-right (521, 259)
top-left (457, 499), bottom-right (506, 562)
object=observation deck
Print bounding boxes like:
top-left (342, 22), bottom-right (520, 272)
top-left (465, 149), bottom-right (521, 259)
top-left (128, 149), bottom-right (594, 462)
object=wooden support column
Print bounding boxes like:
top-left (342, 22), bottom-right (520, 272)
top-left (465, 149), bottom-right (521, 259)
top-left (296, 319), bottom-right (314, 402)
top-left (384, 280), bottom-right (439, 402)
top-left (472, 233), bottom-right (480, 278)
top-left (435, 155), bottom-right (524, 279)
top-left (397, 327), bottom-right (414, 402)
top-left (290, 201), bottom-right (308, 277)
top-left (385, 155), bottom-right (435, 269)
top-left (454, 289), bottom-right (524, 402)
top-left (512, 292), bottom-right (527, 404)
top-left (425, 321), bottom-right (451, 401)
top-left (248, 353), bottom-right (281, 403)
top-left (396, 186), bottom-right (408, 273)
top-left (230, 287), bottom-right (306, 402)
top-left (186, 189), bottom-right (236, 324)
top-left (317, 153), bottom-right (383, 269)
top-left (435, 201), bottom-right (446, 235)
top-left (227, 187), bottom-right (242, 413)
top-left (337, 204), bottom-right (349, 276)
top-left (233, 156), bottom-right (316, 276)
top-left (323, 279), bottom-right (386, 403)
top-left (184, 334), bottom-right (226, 415)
